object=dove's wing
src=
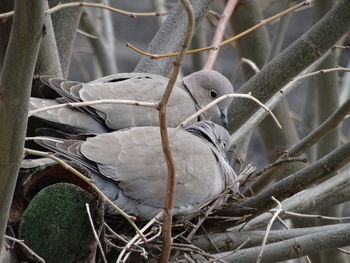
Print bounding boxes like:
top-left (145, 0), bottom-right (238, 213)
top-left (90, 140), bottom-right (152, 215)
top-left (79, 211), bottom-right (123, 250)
top-left (79, 77), bottom-right (197, 130)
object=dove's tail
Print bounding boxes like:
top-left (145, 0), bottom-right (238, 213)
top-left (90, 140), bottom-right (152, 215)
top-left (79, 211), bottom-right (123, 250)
top-left (39, 76), bottom-right (105, 122)
top-left (29, 97), bottom-right (109, 134)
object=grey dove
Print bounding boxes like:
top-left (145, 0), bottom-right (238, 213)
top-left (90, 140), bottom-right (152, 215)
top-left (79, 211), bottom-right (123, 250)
top-left (29, 70), bottom-right (234, 133)
top-left (35, 121), bottom-right (238, 219)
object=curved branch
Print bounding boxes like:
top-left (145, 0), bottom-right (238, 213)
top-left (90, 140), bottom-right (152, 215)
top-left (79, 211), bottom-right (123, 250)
top-left (158, 0), bottom-right (194, 261)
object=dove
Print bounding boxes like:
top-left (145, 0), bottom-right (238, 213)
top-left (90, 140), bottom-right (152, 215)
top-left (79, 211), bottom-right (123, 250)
top-left (29, 70), bottom-right (234, 133)
top-left (35, 121), bottom-right (238, 219)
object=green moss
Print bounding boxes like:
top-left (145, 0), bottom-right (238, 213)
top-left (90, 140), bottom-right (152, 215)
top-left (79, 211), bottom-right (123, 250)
top-left (19, 183), bottom-right (103, 263)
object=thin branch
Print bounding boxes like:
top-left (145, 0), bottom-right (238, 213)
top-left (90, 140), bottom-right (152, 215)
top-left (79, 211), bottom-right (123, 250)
top-left (158, 0), bottom-right (194, 261)
top-left (1, 2), bottom-right (166, 20)
top-left (174, 93), bottom-right (282, 134)
top-left (104, 223), bottom-right (129, 244)
top-left (28, 99), bottom-right (159, 117)
top-left (127, 0), bottom-right (312, 59)
top-left (291, 67), bottom-right (350, 82)
top-left (203, 0), bottom-right (238, 70)
top-left (116, 212), bottom-right (163, 263)
top-left (46, 2), bottom-right (165, 17)
top-left (0, 10), bottom-right (13, 20)
top-left (5, 235), bottom-right (45, 263)
top-left (206, 11), bottom-right (236, 50)
top-left (256, 197), bottom-right (283, 263)
top-left (241, 58), bottom-right (260, 73)
top-left (337, 248), bottom-right (350, 256)
top-left (24, 148), bottom-right (146, 243)
top-left (85, 203), bottom-right (107, 263)
top-left (25, 137), bottom-right (64, 143)
top-left (77, 28), bottom-right (98, 39)
top-left (279, 210), bottom-right (350, 222)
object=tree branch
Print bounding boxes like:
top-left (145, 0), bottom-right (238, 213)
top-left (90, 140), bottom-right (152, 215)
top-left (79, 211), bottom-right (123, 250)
top-left (240, 142), bottom-right (350, 217)
top-left (212, 223), bottom-right (350, 263)
top-left (227, 0), bottom-right (350, 133)
top-left (0, 0), bottom-right (44, 249)
top-left (159, 0), bottom-right (194, 261)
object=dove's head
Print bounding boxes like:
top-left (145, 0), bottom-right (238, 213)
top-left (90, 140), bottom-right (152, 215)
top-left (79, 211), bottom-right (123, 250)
top-left (183, 70), bottom-right (234, 128)
top-left (186, 121), bottom-right (231, 155)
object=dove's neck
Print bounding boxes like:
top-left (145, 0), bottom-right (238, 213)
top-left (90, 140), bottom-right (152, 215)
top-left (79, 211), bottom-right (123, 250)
top-left (181, 81), bottom-right (203, 121)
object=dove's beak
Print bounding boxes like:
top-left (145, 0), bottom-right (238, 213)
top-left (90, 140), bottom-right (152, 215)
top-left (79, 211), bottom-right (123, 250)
top-left (220, 110), bottom-right (229, 129)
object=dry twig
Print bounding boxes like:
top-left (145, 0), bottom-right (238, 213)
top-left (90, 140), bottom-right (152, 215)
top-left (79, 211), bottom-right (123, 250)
top-left (0, 2), bottom-right (166, 20)
top-left (203, 0), bottom-right (238, 70)
top-left (28, 99), bottom-right (158, 117)
top-left (116, 212), bottom-right (163, 263)
top-left (5, 235), bottom-right (45, 263)
top-left (157, 0), bottom-right (194, 262)
top-left (86, 203), bottom-right (107, 263)
top-left (127, 0), bottom-right (313, 59)
top-left (174, 93), bottom-right (282, 134)
top-left (256, 197), bottom-right (283, 263)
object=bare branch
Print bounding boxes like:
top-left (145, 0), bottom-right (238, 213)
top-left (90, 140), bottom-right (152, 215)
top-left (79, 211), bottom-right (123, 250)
top-left (158, 1), bottom-right (194, 261)
top-left (28, 99), bottom-right (159, 117)
top-left (203, 0), bottom-right (238, 70)
top-left (5, 235), bottom-right (45, 263)
top-left (46, 2), bottom-right (165, 17)
top-left (116, 212), bottom-right (163, 263)
top-left (128, 1), bottom-right (312, 59)
top-left (174, 93), bottom-right (282, 135)
top-left (85, 203), bottom-right (107, 263)
top-left (256, 197), bottom-right (282, 263)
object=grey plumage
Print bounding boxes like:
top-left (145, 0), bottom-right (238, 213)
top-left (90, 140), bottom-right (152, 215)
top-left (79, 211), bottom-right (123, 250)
top-left (29, 70), bottom-right (234, 133)
top-left (35, 121), bottom-right (238, 219)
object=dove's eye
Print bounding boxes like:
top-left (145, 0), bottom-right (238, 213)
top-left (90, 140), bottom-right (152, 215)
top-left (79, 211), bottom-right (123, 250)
top-left (210, 90), bottom-right (217, 98)
top-left (222, 141), bottom-right (227, 148)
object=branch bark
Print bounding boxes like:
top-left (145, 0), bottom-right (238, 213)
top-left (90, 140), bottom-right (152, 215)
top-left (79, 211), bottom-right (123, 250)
top-left (49, 0), bottom-right (83, 78)
top-left (193, 223), bottom-right (349, 253)
top-left (0, 0), bottom-right (44, 249)
top-left (31, 0), bottom-right (63, 99)
top-left (211, 223), bottom-right (350, 263)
